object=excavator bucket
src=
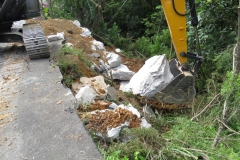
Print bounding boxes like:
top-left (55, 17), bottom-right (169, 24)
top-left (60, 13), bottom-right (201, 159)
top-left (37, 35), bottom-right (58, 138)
top-left (155, 59), bottom-right (196, 104)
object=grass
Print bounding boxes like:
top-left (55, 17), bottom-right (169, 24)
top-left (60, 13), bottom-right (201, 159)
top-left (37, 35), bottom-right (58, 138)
top-left (60, 46), bottom-right (91, 67)
top-left (55, 46), bottom-right (240, 160)
top-left (102, 104), bottom-right (240, 160)
top-left (56, 46), bottom-right (92, 88)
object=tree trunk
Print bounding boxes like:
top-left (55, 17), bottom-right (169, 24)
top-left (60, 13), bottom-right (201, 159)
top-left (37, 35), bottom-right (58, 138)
top-left (235, 2), bottom-right (240, 73)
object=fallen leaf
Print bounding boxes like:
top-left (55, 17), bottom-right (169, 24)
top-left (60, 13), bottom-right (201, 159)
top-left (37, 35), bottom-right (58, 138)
top-left (56, 100), bottom-right (62, 105)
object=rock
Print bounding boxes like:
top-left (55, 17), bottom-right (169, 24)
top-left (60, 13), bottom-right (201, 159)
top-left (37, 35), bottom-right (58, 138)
top-left (73, 20), bottom-right (81, 27)
top-left (107, 122), bottom-right (129, 138)
top-left (89, 53), bottom-right (100, 58)
top-left (65, 42), bottom-right (73, 47)
top-left (80, 27), bottom-right (91, 37)
top-left (119, 81), bottom-right (130, 92)
top-left (80, 76), bottom-right (108, 99)
top-left (71, 81), bottom-right (84, 95)
top-left (111, 64), bottom-right (135, 80)
top-left (48, 32), bottom-right (64, 42)
top-left (73, 76), bottom-right (108, 103)
top-left (75, 85), bottom-right (97, 107)
top-left (106, 52), bottom-right (122, 68)
top-left (108, 102), bottom-right (118, 110)
top-left (91, 45), bottom-right (96, 51)
top-left (143, 104), bottom-right (155, 116)
top-left (107, 86), bottom-right (118, 99)
top-left (141, 118), bottom-right (152, 128)
top-left (115, 48), bottom-right (121, 53)
top-left (99, 60), bottom-right (111, 77)
top-left (91, 63), bottom-right (102, 73)
top-left (103, 51), bottom-right (109, 55)
top-left (91, 40), bottom-right (105, 51)
top-left (123, 55), bottom-right (174, 98)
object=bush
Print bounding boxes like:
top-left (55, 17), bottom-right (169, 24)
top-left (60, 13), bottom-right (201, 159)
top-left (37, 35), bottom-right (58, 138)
top-left (107, 128), bottom-right (164, 159)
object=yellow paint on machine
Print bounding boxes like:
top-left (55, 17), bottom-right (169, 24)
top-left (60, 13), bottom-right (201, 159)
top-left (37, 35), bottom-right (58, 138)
top-left (160, 0), bottom-right (187, 64)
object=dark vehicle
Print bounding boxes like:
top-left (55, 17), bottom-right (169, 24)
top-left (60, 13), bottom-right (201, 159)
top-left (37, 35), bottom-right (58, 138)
top-left (0, 0), bottom-right (50, 59)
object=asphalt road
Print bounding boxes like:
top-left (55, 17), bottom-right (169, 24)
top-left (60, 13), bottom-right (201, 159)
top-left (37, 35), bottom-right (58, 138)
top-left (0, 44), bottom-right (102, 160)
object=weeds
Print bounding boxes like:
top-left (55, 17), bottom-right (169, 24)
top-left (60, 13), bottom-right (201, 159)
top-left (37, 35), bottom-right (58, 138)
top-left (56, 46), bottom-right (92, 88)
top-left (61, 46), bottom-right (91, 67)
top-left (106, 128), bottom-right (164, 159)
top-left (123, 92), bottom-right (135, 98)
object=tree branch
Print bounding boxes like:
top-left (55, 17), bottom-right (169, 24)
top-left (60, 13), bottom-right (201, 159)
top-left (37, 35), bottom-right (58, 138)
top-left (218, 120), bottom-right (240, 136)
top-left (191, 94), bottom-right (220, 121)
top-left (212, 97), bottom-right (228, 148)
top-left (107, 0), bottom-right (129, 26)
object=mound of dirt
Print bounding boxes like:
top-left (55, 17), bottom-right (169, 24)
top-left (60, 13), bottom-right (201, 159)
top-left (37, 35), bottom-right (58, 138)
top-left (27, 18), bottom-right (145, 72)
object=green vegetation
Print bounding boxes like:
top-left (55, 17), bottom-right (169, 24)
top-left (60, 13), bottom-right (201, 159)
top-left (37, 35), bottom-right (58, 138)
top-left (56, 46), bottom-right (91, 88)
top-left (49, 0), bottom-right (240, 159)
top-left (123, 92), bottom-right (135, 98)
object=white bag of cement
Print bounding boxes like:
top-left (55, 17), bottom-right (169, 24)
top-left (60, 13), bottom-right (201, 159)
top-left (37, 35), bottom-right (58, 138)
top-left (123, 55), bottom-right (174, 98)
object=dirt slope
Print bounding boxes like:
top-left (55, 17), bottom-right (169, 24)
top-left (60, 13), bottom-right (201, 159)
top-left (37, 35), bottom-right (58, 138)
top-left (27, 18), bottom-right (189, 114)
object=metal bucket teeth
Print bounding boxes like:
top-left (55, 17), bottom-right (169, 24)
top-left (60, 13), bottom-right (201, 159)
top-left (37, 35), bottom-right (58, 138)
top-left (22, 24), bottom-right (50, 60)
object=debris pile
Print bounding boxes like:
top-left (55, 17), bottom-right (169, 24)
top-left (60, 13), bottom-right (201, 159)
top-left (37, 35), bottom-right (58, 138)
top-left (73, 75), bottom-right (151, 138)
top-left (86, 106), bottom-right (141, 138)
top-left (120, 55), bottom-right (174, 98)
top-left (23, 18), bottom-right (188, 138)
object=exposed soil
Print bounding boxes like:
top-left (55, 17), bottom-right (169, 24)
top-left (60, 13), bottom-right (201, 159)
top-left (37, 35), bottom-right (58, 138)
top-left (85, 107), bottom-right (141, 134)
top-left (27, 18), bottom-right (145, 71)
top-left (79, 100), bottom-right (111, 112)
top-left (63, 54), bottom-right (96, 78)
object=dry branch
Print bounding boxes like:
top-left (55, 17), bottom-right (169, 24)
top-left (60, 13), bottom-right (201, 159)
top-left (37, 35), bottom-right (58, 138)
top-left (218, 120), bottom-right (240, 136)
top-left (107, 0), bottom-right (129, 26)
top-left (191, 94), bottom-right (220, 121)
top-left (212, 98), bottom-right (228, 148)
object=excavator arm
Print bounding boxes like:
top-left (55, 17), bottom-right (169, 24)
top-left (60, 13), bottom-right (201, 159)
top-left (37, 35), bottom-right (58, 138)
top-left (161, 0), bottom-right (188, 65)
top-left (154, 0), bottom-right (204, 104)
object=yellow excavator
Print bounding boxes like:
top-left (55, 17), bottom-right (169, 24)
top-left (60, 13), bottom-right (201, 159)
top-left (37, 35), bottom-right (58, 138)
top-left (0, 0), bottom-right (50, 59)
top-left (0, 0), bottom-right (202, 104)
top-left (154, 0), bottom-right (204, 104)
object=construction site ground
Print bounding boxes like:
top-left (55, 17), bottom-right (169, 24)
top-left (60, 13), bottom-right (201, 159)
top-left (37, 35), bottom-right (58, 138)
top-left (0, 18), bottom-right (189, 159)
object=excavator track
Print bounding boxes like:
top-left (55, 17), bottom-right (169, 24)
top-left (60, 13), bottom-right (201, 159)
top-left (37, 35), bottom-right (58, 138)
top-left (22, 23), bottom-right (50, 60)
